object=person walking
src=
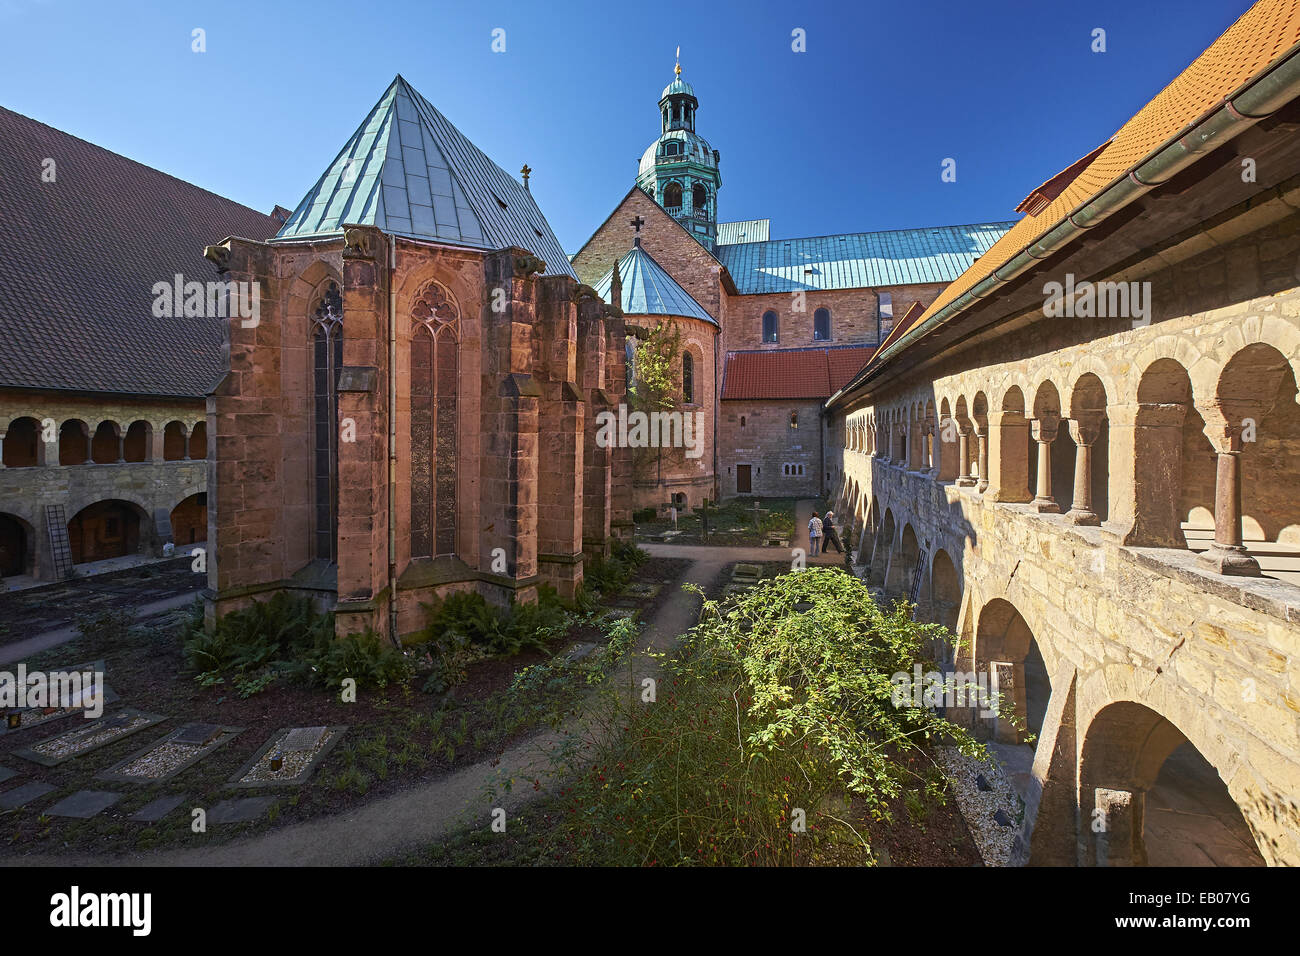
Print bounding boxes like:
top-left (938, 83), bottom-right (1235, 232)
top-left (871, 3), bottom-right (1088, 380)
top-left (822, 510), bottom-right (843, 553)
top-left (808, 513), bottom-right (823, 557)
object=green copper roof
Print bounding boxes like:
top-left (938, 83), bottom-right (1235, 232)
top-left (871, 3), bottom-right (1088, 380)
top-left (274, 76), bottom-right (575, 279)
top-left (716, 219), bottom-right (770, 245)
top-left (593, 242), bottom-right (716, 326)
top-left (715, 221), bottom-right (1016, 294)
top-left (661, 77), bottom-right (696, 100)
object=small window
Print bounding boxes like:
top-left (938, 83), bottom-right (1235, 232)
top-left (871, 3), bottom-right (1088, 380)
top-left (789, 411), bottom-right (798, 429)
top-left (682, 352), bottom-right (694, 403)
top-left (740, 416), bottom-right (746, 428)
top-left (878, 292), bottom-right (893, 321)
top-left (762, 311), bottom-right (779, 343)
top-left (665, 142), bottom-right (680, 157)
top-left (814, 308), bottom-right (830, 341)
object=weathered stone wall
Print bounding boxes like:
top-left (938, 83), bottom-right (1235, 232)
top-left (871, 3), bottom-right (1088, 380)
top-left (0, 392), bottom-right (207, 579)
top-left (719, 282), bottom-right (945, 353)
top-left (718, 398), bottom-right (823, 499)
top-left (207, 230), bottom-right (628, 638)
top-left (626, 314), bottom-right (717, 511)
top-left (828, 209), bottom-right (1300, 866)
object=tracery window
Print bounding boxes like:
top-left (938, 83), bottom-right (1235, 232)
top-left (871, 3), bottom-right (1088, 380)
top-left (410, 280), bottom-right (460, 559)
top-left (311, 281), bottom-right (343, 563)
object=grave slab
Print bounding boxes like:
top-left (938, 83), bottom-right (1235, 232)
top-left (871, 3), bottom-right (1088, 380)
top-left (0, 781), bottom-right (55, 809)
top-left (96, 724), bottom-right (242, 784)
top-left (0, 766), bottom-right (16, 784)
top-left (130, 794), bottom-right (188, 823)
top-left (207, 795), bottom-right (276, 824)
top-left (11, 708), bottom-right (169, 767)
top-left (47, 789), bottom-right (123, 819)
top-left (229, 726), bottom-right (348, 789)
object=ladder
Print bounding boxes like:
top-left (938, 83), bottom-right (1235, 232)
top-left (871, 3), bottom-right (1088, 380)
top-left (45, 503), bottom-right (73, 579)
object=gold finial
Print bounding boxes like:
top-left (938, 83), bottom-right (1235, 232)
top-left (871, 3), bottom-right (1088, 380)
top-left (675, 46), bottom-right (681, 76)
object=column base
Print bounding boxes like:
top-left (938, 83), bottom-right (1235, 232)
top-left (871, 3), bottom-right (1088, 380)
top-left (1064, 508), bottom-right (1100, 526)
top-left (1032, 497), bottom-right (1061, 514)
top-left (956, 477), bottom-right (977, 487)
top-left (977, 480), bottom-right (989, 494)
top-left (1197, 543), bottom-right (1262, 577)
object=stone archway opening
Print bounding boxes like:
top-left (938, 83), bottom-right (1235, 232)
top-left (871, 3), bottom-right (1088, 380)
top-left (1079, 701), bottom-right (1265, 867)
top-left (930, 549), bottom-right (960, 635)
top-left (2, 417), bottom-right (42, 467)
top-left (870, 509), bottom-right (895, 586)
top-left (170, 492), bottom-right (208, 546)
top-left (68, 499), bottom-right (145, 564)
top-left (0, 513), bottom-right (33, 577)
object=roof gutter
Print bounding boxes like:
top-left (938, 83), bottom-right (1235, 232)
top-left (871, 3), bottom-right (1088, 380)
top-left (832, 41), bottom-right (1300, 406)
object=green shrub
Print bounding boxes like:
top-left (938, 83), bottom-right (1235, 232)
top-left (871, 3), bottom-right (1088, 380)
top-left (540, 568), bottom-right (986, 866)
top-left (184, 593), bottom-right (410, 696)
top-left (413, 588), bottom-right (575, 693)
top-left (632, 507), bottom-right (657, 523)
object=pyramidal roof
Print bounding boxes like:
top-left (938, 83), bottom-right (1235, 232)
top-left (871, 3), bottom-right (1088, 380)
top-left (274, 75), bottom-right (575, 279)
top-left (593, 242), bottom-right (716, 325)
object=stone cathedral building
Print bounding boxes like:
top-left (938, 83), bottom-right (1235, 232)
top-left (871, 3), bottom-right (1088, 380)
top-left (572, 61), bottom-right (1014, 510)
top-left (203, 77), bottom-right (631, 638)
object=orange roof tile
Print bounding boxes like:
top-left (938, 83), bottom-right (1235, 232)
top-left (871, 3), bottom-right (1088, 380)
top-left (910, 0), bottom-right (1300, 343)
top-left (722, 345), bottom-right (876, 401)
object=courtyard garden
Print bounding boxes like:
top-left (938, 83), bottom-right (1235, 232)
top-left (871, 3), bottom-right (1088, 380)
top-left (634, 495), bottom-right (798, 546)
top-left (0, 542), bottom-right (695, 855)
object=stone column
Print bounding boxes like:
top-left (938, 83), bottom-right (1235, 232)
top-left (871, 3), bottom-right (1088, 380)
top-left (986, 411), bottom-right (1029, 502)
top-left (151, 422), bottom-right (166, 463)
top-left (1065, 417), bottom-right (1101, 526)
top-left (956, 426), bottom-right (976, 487)
top-left (117, 431), bottom-right (125, 463)
top-left (1197, 415), bottom-right (1261, 576)
top-left (1031, 414), bottom-right (1060, 513)
top-left (976, 426), bottom-right (990, 494)
top-left (0, 425), bottom-right (6, 470)
top-left (924, 418), bottom-right (937, 474)
top-left (1092, 787), bottom-right (1147, 867)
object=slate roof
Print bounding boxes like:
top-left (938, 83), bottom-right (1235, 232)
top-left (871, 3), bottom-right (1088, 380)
top-left (0, 106), bottom-right (281, 398)
top-left (714, 221), bottom-right (1015, 294)
top-left (716, 219), bottom-right (770, 245)
top-left (721, 344), bottom-right (876, 401)
top-left (592, 242), bottom-right (716, 325)
top-left (275, 75), bottom-right (576, 279)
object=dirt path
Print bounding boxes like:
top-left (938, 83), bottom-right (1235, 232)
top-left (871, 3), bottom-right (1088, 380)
top-left (8, 508), bottom-right (832, 867)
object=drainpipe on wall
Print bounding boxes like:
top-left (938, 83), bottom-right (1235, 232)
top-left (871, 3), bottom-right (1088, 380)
top-left (387, 233), bottom-right (399, 647)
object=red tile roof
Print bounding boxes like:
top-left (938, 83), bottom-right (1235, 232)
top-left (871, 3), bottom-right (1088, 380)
top-left (0, 107), bottom-right (282, 397)
top-left (722, 344), bottom-right (877, 401)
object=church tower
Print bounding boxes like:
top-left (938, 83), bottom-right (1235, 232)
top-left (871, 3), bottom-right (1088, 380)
top-left (635, 54), bottom-right (721, 249)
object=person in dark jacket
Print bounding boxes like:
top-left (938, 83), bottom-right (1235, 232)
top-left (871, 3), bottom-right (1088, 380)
top-left (822, 510), bottom-right (843, 553)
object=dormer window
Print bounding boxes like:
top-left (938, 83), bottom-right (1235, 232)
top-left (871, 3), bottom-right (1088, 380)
top-left (665, 142), bottom-right (680, 157)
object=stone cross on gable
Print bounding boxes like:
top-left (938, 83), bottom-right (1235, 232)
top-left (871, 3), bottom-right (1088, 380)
top-left (630, 215), bottom-right (645, 235)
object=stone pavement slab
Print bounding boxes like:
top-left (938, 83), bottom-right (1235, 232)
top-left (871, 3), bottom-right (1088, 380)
top-left (47, 789), bottom-right (123, 819)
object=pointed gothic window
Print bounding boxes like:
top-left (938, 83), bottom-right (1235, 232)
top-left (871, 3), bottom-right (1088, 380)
top-left (311, 281), bottom-right (343, 563)
top-left (762, 310), bottom-right (779, 343)
top-left (410, 281), bottom-right (460, 559)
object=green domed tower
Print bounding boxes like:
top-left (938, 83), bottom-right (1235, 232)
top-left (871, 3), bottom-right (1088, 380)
top-left (635, 55), bottom-right (721, 249)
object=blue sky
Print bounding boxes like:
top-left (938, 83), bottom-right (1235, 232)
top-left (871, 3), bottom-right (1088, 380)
top-left (0, 0), bottom-right (1255, 252)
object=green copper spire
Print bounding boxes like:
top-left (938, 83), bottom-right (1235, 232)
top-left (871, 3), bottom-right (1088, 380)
top-left (636, 56), bottom-right (721, 250)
